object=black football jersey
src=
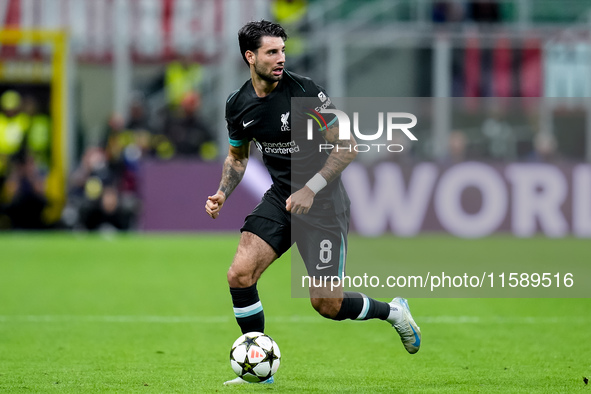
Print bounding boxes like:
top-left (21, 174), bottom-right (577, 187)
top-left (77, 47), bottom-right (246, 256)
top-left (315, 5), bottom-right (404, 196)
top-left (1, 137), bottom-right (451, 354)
top-left (225, 70), bottom-right (350, 216)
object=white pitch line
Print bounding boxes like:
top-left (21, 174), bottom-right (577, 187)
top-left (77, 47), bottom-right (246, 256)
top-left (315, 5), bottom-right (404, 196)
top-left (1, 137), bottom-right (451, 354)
top-left (419, 316), bottom-right (589, 324)
top-left (0, 315), bottom-right (588, 324)
top-left (0, 315), bottom-right (232, 324)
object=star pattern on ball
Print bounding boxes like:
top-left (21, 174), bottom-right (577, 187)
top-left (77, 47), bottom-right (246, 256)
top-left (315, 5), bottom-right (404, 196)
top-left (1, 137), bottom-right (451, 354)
top-left (241, 361), bottom-right (254, 375)
top-left (270, 348), bottom-right (280, 364)
top-left (242, 335), bottom-right (258, 350)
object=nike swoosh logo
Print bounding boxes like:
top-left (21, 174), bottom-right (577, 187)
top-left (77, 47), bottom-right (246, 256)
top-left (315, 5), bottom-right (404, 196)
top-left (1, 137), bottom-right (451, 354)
top-left (316, 264), bottom-right (333, 271)
top-left (243, 120), bottom-right (255, 128)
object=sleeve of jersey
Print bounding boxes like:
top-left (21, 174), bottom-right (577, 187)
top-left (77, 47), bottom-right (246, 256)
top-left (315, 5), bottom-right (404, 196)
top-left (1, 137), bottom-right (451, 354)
top-left (225, 99), bottom-right (249, 147)
top-left (309, 83), bottom-right (337, 132)
top-left (227, 121), bottom-right (248, 147)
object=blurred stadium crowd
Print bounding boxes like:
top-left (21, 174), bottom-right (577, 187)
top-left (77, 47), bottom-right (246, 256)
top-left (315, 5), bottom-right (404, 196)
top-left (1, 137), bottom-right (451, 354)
top-left (1, 57), bottom-right (218, 230)
top-left (0, 0), bottom-right (590, 232)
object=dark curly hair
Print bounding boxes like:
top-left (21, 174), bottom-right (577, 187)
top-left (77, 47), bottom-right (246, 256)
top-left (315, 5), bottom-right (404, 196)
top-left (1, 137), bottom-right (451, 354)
top-left (238, 20), bottom-right (288, 66)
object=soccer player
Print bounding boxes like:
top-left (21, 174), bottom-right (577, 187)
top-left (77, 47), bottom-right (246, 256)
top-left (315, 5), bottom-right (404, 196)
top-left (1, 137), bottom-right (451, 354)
top-left (205, 20), bottom-right (421, 385)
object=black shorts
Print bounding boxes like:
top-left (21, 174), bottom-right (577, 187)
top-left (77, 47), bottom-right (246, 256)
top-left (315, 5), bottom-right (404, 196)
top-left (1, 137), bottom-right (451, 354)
top-left (241, 196), bottom-right (349, 278)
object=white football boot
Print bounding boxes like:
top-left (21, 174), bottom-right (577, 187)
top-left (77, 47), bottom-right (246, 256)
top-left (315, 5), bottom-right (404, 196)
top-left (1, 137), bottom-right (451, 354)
top-left (223, 376), bottom-right (274, 385)
top-left (387, 297), bottom-right (421, 354)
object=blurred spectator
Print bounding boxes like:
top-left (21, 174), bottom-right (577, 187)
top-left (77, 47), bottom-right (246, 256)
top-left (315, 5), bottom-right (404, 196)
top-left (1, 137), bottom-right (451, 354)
top-left (78, 184), bottom-right (133, 231)
top-left (150, 132), bottom-right (175, 160)
top-left (481, 108), bottom-right (515, 159)
top-left (448, 130), bottom-right (468, 162)
top-left (272, 0), bottom-right (308, 57)
top-left (102, 113), bottom-right (128, 185)
top-left (144, 55), bottom-right (210, 159)
top-left (124, 92), bottom-right (164, 160)
top-left (69, 147), bottom-right (111, 199)
top-left (436, 130), bottom-right (469, 165)
top-left (2, 153), bottom-right (47, 229)
top-left (64, 146), bottom-right (109, 228)
top-left (22, 95), bottom-right (51, 174)
top-left (527, 132), bottom-right (558, 163)
top-left (0, 90), bottom-right (29, 191)
top-left (125, 92), bottom-right (152, 133)
top-left (0, 90), bottom-right (48, 229)
top-left (102, 112), bottom-right (152, 193)
top-left (164, 55), bottom-right (204, 110)
top-left (162, 91), bottom-right (217, 160)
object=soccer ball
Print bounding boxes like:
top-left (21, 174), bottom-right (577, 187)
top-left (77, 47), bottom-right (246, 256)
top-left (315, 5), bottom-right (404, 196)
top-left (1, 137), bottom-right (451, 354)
top-left (230, 331), bottom-right (281, 382)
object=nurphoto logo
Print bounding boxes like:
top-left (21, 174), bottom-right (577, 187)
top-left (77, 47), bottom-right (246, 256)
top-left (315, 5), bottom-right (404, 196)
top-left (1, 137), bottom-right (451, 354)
top-left (306, 109), bottom-right (418, 153)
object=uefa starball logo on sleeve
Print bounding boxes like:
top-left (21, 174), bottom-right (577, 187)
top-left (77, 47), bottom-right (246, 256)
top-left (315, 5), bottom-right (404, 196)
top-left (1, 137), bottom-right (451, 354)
top-left (304, 108), bottom-right (418, 153)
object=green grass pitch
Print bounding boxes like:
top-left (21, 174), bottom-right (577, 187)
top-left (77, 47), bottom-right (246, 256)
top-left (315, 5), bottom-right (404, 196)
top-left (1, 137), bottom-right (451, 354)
top-left (0, 233), bottom-right (590, 392)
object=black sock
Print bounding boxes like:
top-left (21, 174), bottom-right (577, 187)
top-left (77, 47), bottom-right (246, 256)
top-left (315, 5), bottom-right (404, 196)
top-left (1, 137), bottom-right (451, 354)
top-left (333, 292), bottom-right (390, 321)
top-left (230, 284), bottom-right (264, 333)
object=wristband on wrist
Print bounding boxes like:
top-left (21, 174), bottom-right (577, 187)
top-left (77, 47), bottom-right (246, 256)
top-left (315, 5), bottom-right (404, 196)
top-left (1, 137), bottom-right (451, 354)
top-left (305, 173), bottom-right (328, 194)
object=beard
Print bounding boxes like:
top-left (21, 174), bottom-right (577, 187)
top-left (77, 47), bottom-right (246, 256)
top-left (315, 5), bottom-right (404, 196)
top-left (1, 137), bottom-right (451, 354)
top-left (254, 61), bottom-right (282, 83)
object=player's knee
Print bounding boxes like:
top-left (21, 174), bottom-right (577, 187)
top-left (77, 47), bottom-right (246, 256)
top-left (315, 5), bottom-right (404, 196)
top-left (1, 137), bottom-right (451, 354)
top-left (310, 297), bottom-right (341, 319)
top-left (227, 266), bottom-right (256, 288)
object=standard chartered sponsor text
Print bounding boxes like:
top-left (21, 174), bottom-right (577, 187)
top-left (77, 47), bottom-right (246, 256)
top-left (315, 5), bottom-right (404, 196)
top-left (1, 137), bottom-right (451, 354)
top-left (261, 140), bottom-right (300, 154)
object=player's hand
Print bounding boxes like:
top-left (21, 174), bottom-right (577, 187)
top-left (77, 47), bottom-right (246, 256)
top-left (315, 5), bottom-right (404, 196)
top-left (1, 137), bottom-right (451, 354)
top-left (205, 191), bottom-right (226, 219)
top-left (286, 186), bottom-right (315, 215)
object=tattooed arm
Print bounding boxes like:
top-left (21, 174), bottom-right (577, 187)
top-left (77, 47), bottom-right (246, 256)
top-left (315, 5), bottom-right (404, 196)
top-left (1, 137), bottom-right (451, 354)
top-left (317, 123), bottom-right (357, 183)
top-left (205, 143), bottom-right (250, 219)
top-left (286, 124), bottom-right (357, 215)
